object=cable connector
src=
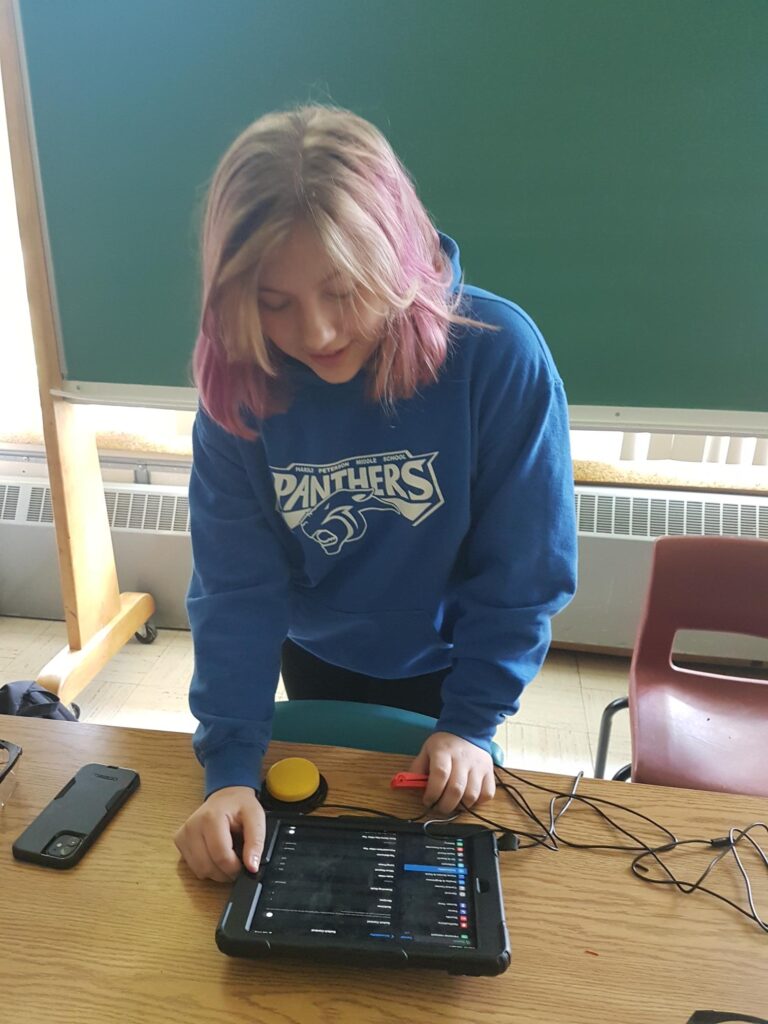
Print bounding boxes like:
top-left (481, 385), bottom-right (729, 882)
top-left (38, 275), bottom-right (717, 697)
top-left (498, 832), bottom-right (519, 851)
top-left (709, 836), bottom-right (732, 847)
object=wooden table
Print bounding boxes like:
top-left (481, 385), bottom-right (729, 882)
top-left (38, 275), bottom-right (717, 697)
top-left (1, 715), bottom-right (766, 1024)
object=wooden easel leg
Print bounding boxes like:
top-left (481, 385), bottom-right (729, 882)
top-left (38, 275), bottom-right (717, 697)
top-left (38, 593), bottom-right (156, 706)
top-left (34, 400), bottom-right (156, 703)
top-left (2, 1), bottom-right (156, 704)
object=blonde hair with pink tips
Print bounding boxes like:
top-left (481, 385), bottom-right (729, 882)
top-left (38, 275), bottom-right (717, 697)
top-left (193, 105), bottom-right (484, 437)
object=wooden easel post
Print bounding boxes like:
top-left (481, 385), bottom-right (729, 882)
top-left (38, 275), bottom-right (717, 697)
top-left (1, 0), bottom-right (155, 704)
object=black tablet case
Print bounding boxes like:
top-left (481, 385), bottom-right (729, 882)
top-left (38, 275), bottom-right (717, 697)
top-left (216, 814), bottom-right (510, 976)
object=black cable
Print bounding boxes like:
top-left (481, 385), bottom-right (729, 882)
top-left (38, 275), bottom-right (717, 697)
top-left (631, 824), bottom-right (768, 932)
top-left (495, 772), bottom-right (553, 830)
top-left (491, 766), bottom-right (767, 933)
top-left (427, 800), bottom-right (550, 849)
top-left (321, 800), bottom-right (457, 826)
top-left (320, 803), bottom-right (405, 820)
top-left (311, 767), bottom-right (768, 932)
top-left (733, 824), bottom-right (768, 925)
top-left (496, 766), bottom-right (678, 849)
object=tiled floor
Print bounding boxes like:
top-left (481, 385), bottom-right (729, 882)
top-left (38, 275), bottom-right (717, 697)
top-left (0, 616), bottom-right (633, 779)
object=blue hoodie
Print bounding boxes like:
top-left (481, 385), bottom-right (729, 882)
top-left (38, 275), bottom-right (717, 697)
top-left (186, 235), bottom-right (577, 797)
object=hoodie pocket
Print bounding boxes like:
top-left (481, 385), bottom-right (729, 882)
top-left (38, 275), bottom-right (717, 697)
top-left (289, 596), bottom-right (452, 677)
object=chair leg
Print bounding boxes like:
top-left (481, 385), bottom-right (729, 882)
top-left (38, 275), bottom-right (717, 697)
top-left (593, 696), bottom-right (629, 779)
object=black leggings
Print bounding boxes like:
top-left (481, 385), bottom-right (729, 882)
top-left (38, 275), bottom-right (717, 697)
top-left (281, 638), bottom-right (447, 720)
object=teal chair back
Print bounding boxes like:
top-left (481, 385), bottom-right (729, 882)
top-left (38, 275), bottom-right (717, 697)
top-left (271, 699), bottom-right (505, 766)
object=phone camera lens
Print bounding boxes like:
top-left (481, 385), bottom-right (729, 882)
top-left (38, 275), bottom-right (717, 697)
top-left (44, 835), bottom-right (81, 857)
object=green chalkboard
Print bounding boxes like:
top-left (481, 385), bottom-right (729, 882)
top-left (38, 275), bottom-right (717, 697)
top-left (16, 0), bottom-right (768, 421)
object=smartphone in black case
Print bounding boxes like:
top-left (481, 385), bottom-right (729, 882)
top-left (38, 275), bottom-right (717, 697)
top-left (12, 762), bottom-right (140, 868)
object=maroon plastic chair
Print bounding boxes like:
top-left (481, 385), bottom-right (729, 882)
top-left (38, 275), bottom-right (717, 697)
top-left (594, 535), bottom-right (768, 796)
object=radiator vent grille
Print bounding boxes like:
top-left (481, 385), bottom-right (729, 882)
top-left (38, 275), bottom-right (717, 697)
top-left (26, 485), bottom-right (53, 524)
top-left (104, 489), bottom-right (189, 533)
top-left (575, 489), bottom-right (768, 539)
top-left (0, 483), bottom-right (20, 521)
top-left (6, 480), bottom-right (768, 541)
top-left (18, 485), bottom-right (188, 533)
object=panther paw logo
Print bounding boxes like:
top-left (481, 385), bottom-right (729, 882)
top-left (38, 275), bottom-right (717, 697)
top-left (300, 490), bottom-right (402, 555)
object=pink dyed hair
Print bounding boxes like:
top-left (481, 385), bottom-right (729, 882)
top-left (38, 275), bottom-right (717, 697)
top-left (193, 105), bottom-right (481, 437)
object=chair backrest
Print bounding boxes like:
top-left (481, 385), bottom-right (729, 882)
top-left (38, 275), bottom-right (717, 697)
top-left (631, 536), bottom-right (768, 679)
top-left (272, 699), bottom-right (505, 766)
top-left (629, 536), bottom-right (768, 792)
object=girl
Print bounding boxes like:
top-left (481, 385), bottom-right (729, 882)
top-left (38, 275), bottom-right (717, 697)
top-left (174, 106), bottom-right (577, 882)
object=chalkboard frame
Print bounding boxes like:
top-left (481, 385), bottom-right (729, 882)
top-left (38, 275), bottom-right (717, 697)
top-left (12, 0), bottom-right (768, 436)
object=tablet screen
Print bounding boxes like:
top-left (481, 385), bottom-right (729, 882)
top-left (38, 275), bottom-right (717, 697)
top-left (249, 822), bottom-right (476, 948)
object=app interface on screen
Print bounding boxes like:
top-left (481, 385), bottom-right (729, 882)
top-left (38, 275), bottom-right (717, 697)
top-left (250, 824), bottom-right (476, 947)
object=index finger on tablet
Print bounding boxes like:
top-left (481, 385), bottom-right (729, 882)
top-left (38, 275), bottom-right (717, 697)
top-left (241, 799), bottom-right (266, 872)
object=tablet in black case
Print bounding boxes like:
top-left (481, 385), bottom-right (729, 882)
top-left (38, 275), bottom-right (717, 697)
top-left (216, 815), bottom-right (510, 975)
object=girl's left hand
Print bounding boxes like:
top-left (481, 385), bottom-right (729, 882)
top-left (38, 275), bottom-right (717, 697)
top-left (409, 731), bottom-right (496, 816)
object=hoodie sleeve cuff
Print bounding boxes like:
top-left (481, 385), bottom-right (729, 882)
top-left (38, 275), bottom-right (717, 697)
top-left (201, 742), bottom-right (266, 800)
top-left (434, 712), bottom-right (497, 756)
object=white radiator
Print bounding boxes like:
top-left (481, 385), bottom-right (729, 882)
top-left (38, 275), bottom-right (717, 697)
top-left (554, 487), bottom-right (768, 660)
top-left (1, 476), bottom-right (767, 660)
top-left (0, 476), bottom-right (192, 627)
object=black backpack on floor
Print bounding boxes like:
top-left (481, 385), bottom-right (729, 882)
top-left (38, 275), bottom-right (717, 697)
top-left (0, 681), bottom-right (79, 721)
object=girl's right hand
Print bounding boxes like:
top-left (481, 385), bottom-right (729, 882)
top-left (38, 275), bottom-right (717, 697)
top-left (174, 785), bottom-right (265, 883)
